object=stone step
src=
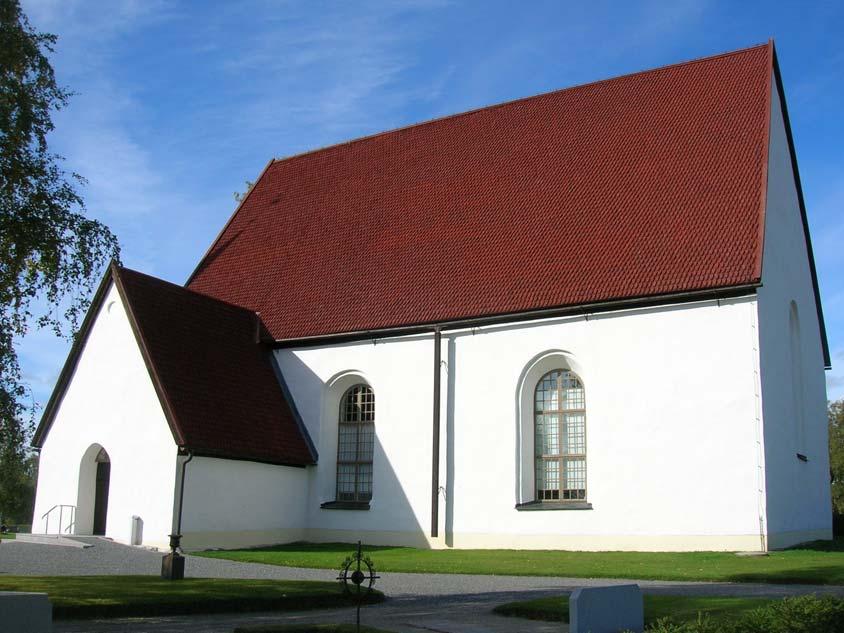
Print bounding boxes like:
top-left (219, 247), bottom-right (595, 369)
top-left (13, 534), bottom-right (93, 548)
top-left (0, 592), bottom-right (53, 633)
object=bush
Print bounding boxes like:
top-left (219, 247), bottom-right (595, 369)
top-left (639, 596), bottom-right (844, 633)
top-left (644, 614), bottom-right (724, 633)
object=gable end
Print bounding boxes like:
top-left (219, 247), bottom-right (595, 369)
top-left (32, 262), bottom-right (186, 449)
top-left (769, 45), bottom-right (831, 369)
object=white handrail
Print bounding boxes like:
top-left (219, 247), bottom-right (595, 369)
top-left (41, 504), bottom-right (76, 535)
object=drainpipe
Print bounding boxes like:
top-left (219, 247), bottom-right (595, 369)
top-left (174, 450), bottom-right (194, 547)
top-left (431, 327), bottom-right (442, 538)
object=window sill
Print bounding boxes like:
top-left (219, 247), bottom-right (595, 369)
top-left (320, 501), bottom-right (371, 511)
top-left (515, 501), bottom-right (593, 511)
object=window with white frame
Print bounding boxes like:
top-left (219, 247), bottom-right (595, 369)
top-left (534, 369), bottom-right (586, 501)
top-left (336, 384), bottom-right (375, 502)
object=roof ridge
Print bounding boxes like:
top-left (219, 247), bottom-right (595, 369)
top-left (118, 265), bottom-right (261, 317)
top-left (270, 41), bottom-right (772, 167)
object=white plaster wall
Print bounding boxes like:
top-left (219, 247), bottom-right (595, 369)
top-left (278, 340), bottom-right (435, 543)
top-left (32, 283), bottom-right (179, 548)
top-left (279, 295), bottom-right (766, 551)
top-left (756, 73), bottom-right (832, 546)
top-left (179, 456), bottom-right (308, 550)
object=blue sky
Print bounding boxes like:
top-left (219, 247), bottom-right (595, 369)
top-left (16, 0), bottom-right (844, 409)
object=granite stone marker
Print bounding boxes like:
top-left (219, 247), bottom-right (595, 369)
top-left (569, 584), bottom-right (643, 633)
top-left (0, 591), bottom-right (53, 632)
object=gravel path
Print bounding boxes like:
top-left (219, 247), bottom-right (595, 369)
top-left (2, 537), bottom-right (843, 599)
top-left (3, 537), bottom-right (844, 632)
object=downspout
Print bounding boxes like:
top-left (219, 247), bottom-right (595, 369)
top-left (431, 327), bottom-right (442, 538)
top-left (175, 450), bottom-right (194, 541)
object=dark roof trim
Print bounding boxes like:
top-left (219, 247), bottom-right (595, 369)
top-left (32, 264), bottom-right (115, 447)
top-left (32, 263), bottom-right (189, 449)
top-left (180, 447), bottom-right (308, 469)
top-left (266, 350), bottom-right (318, 463)
top-left (273, 283), bottom-right (761, 349)
top-left (33, 263), bottom-right (317, 464)
top-left (753, 41), bottom-right (774, 281)
top-left (771, 43), bottom-right (832, 369)
top-left (111, 263), bottom-right (186, 446)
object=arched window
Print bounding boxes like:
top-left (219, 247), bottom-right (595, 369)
top-left (336, 385), bottom-right (375, 502)
top-left (535, 369), bottom-right (586, 501)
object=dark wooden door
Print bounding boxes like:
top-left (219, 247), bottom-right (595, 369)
top-left (93, 462), bottom-right (110, 535)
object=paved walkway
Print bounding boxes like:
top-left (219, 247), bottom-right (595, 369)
top-left (2, 537), bottom-right (843, 632)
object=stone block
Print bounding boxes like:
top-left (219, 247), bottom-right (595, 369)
top-left (0, 591), bottom-right (52, 633)
top-left (161, 552), bottom-right (185, 579)
top-left (570, 584), bottom-right (643, 633)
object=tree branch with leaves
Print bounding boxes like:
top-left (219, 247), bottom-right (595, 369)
top-left (830, 399), bottom-right (844, 521)
top-left (0, 0), bottom-right (120, 522)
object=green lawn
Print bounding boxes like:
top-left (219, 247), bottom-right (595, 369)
top-left (0, 576), bottom-right (383, 620)
top-left (494, 594), bottom-right (774, 624)
top-left (194, 539), bottom-right (844, 585)
top-left (0, 532), bottom-right (15, 539)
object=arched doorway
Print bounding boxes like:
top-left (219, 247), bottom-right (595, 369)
top-left (76, 444), bottom-right (111, 536)
top-left (92, 449), bottom-right (111, 535)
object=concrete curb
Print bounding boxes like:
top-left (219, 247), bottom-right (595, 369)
top-left (14, 534), bottom-right (93, 549)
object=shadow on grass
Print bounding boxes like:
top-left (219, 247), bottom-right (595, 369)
top-left (220, 542), bottom-right (406, 554)
top-left (785, 538), bottom-right (844, 553)
top-left (493, 594), bottom-right (774, 625)
top-left (234, 626), bottom-right (395, 633)
top-left (726, 564), bottom-right (844, 585)
top-left (0, 576), bottom-right (384, 620)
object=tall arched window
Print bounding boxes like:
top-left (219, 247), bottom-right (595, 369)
top-left (336, 385), bottom-right (375, 502)
top-left (535, 369), bottom-right (586, 501)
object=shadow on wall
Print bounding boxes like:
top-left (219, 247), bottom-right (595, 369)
top-left (281, 347), bottom-right (433, 548)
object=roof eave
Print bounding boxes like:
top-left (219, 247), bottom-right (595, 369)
top-left (31, 263), bottom-right (117, 448)
top-left (769, 42), bottom-right (832, 369)
top-left (183, 447), bottom-right (312, 469)
top-left (272, 282), bottom-right (763, 349)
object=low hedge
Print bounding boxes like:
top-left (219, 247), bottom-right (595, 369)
top-left (643, 595), bottom-right (844, 633)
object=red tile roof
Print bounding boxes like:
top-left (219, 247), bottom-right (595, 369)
top-left (34, 265), bottom-right (316, 466)
top-left (116, 267), bottom-right (315, 465)
top-left (188, 43), bottom-right (774, 341)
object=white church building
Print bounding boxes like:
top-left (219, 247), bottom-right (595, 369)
top-left (32, 42), bottom-right (832, 552)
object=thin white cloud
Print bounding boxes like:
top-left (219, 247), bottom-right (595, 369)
top-left (192, 1), bottom-right (450, 152)
top-left (13, 0), bottom-right (452, 409)
top-left (24, 0), bottom-right (169, 40)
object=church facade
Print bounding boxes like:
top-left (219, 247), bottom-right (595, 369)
top-left (31, 42), bottom-right (832, 552)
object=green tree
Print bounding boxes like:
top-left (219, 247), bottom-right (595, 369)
top-left (0, 0), bottom-right (119, 521)
top-left (0, 453), bottom-right (36, 525)
top-left (831, 399), bottom-right (844, 517)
